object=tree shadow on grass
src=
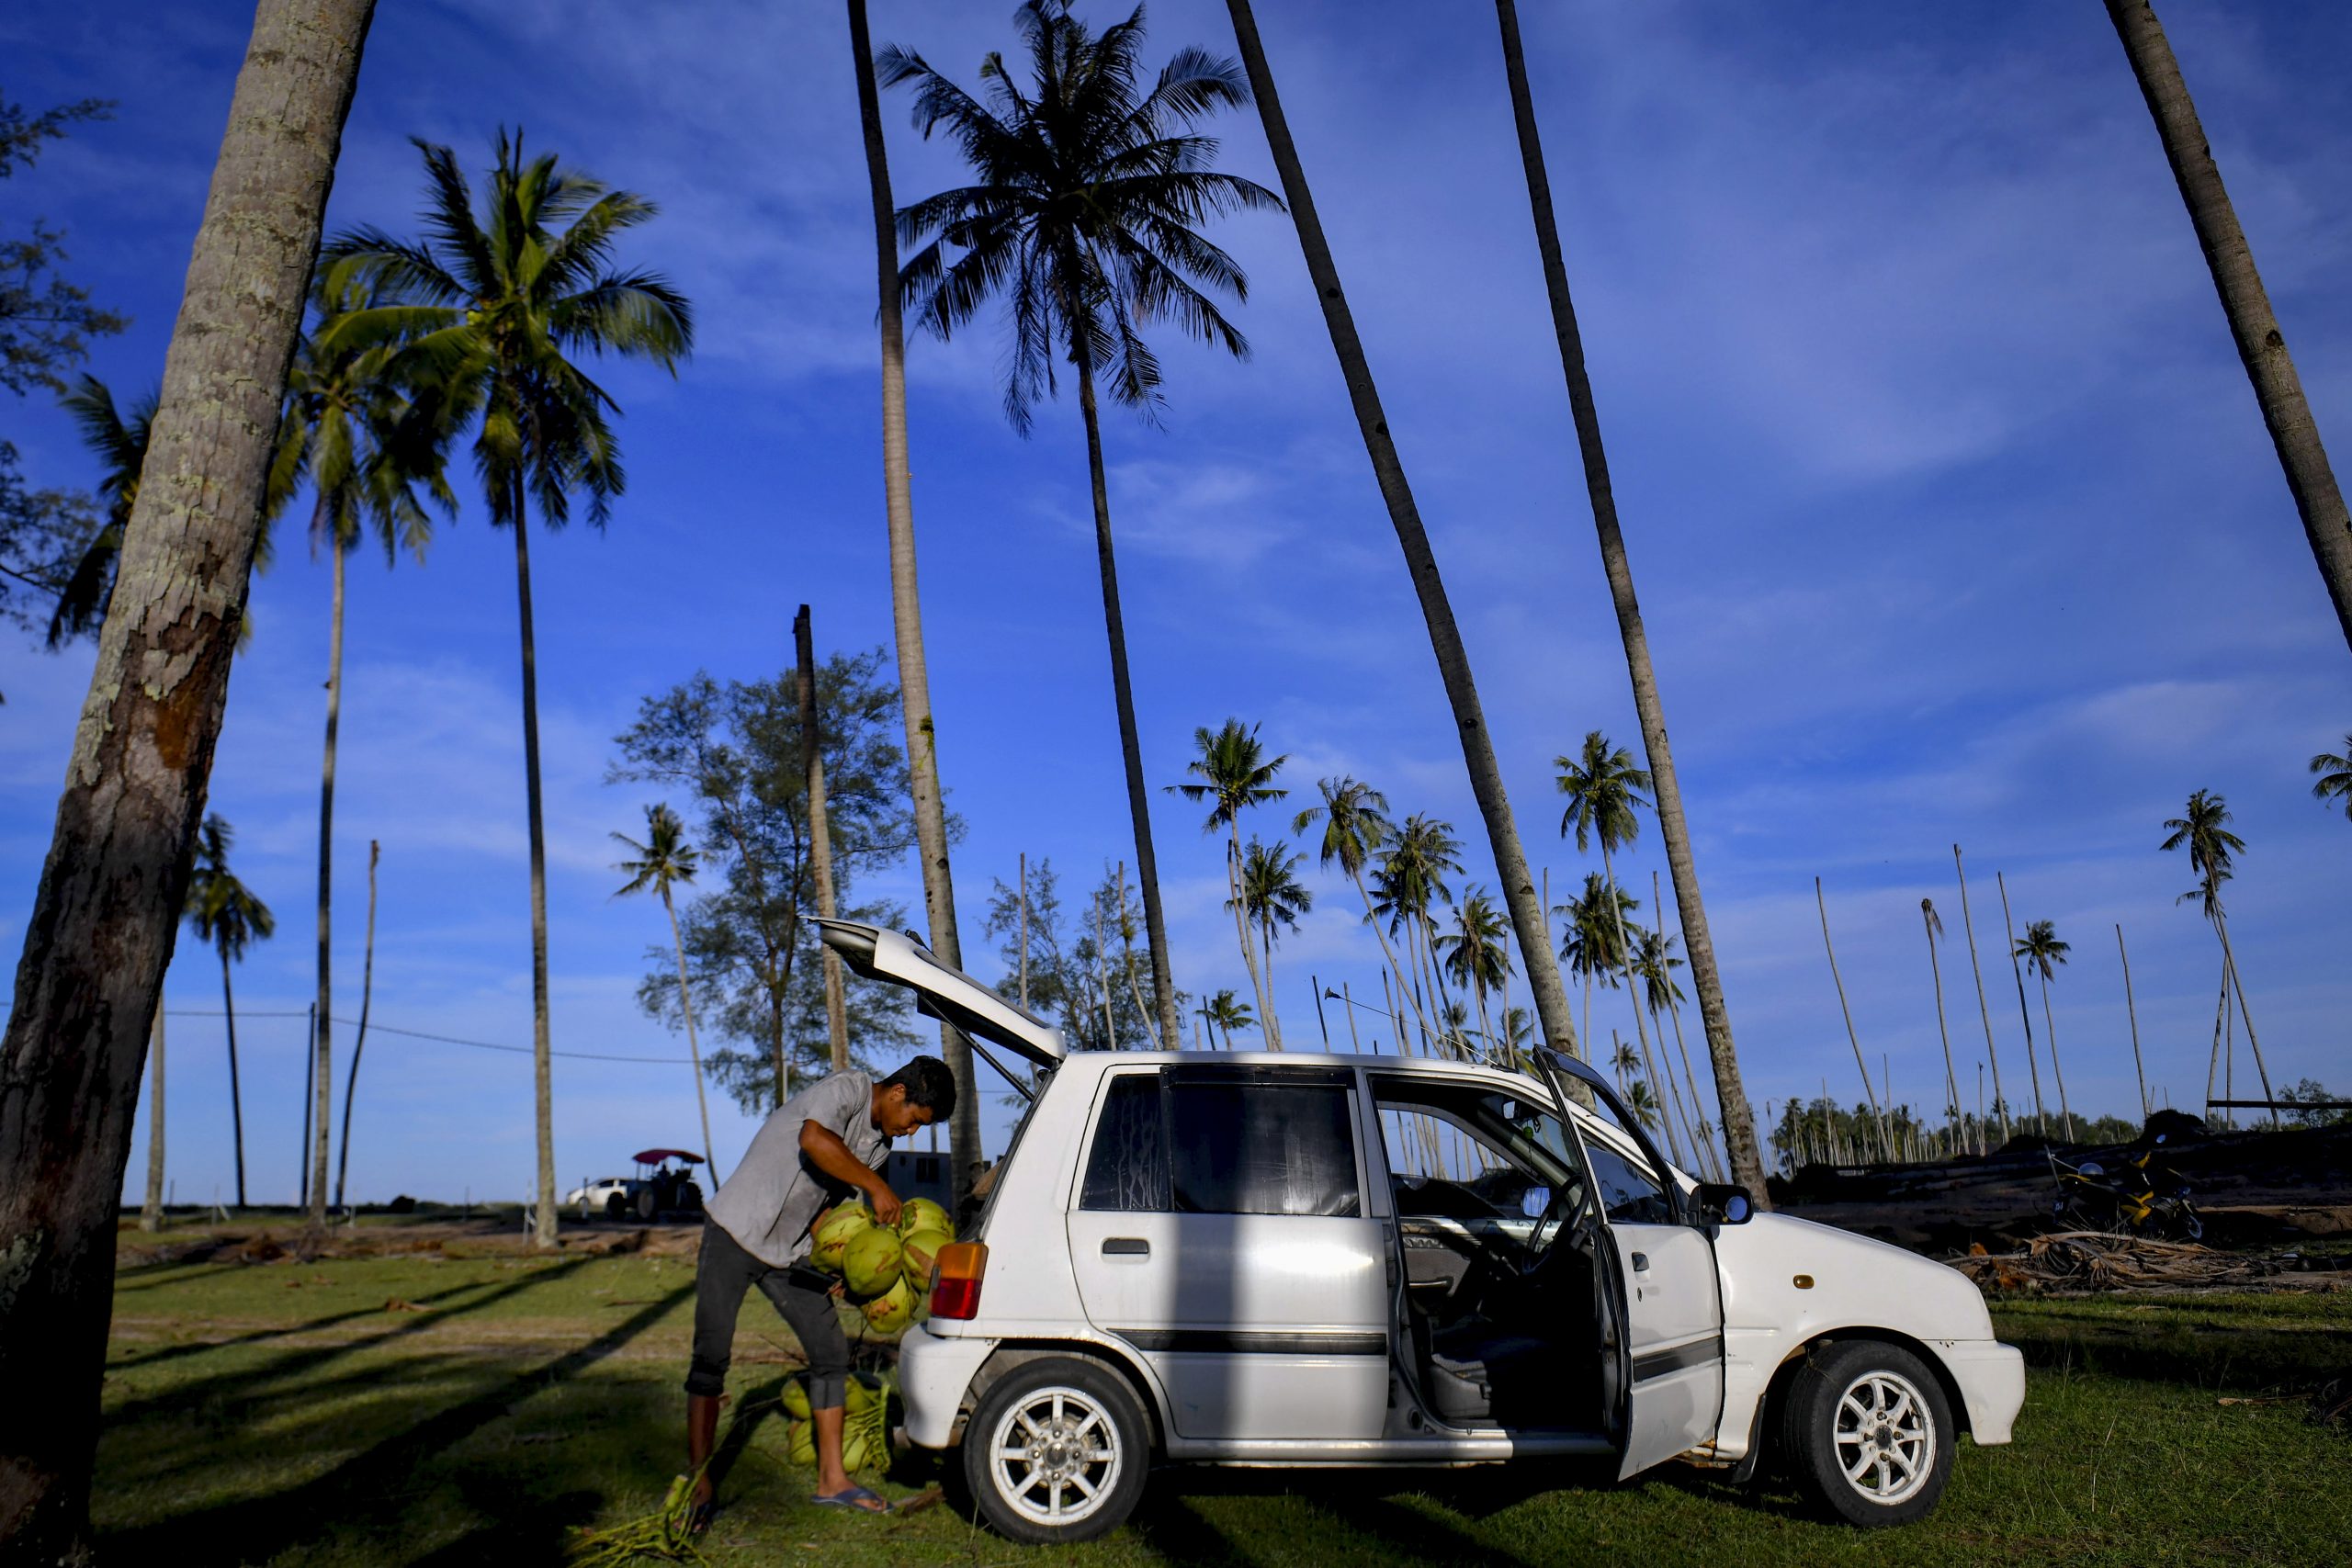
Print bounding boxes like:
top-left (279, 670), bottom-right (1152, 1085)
top-left (98, 1284), bottom-right (692, 1564)
top-left (1123, 1465), bottom-right (1573, 1567)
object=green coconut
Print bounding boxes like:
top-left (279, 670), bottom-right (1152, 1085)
top-left (842, 1225), bottom-right (904, 1298)
top-left (844, 1371), bottom-right (882, 1414)
top-left (899, 1226), bottom-right (952, 1292)
top-left (808, 1203), bottom-right (872, 1274)
top-left (860, 1276), bottom-right (919, 1336)
top-left (779, 1375), bottom-right (811, 1421)
top-left (895, 1197), bottom-right (952, 1239)
top-left (786, 1417), bottom-right (815, 1466)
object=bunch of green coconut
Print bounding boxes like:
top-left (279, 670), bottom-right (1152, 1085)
top-left (807, 1194), bottom-right (956, 1337)
top-left (780, 1369), bottom-right (895, 1475)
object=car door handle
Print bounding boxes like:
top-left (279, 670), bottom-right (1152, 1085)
top-left (1630, 1251), bottom-right (1651, 1272)
top-left (1102, 1237), bottom-right (1150, 1257)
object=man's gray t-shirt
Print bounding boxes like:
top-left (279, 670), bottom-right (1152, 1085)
top-left (705, 1069), bottom-right (887, 1268)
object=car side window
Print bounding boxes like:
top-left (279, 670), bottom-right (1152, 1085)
top-left (1583, 1138), bottom-right (1672, 1224)
top-left (1079, 1072), bottom-right (1170, 1212)
top-left (1169, 1078), bottom-right (1361, 1218)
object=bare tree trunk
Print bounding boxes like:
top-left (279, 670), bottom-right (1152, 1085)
top-left (140, 1008), bottom-right (164, 1233)
top-left (1657, 871), bottom-right (1719, 1179)
top-left (1354, 866), bottom-right (1433, 1046)
top-left (1952, 847), bottom-right (2011, 1145)
top-left (334, 839), bottom-right (378, 1209)
top-left (1994, 873), bottom-right (2048, 1136)
top-left (510, 491), bottom-right (558, 1249)
top-left (1922, 905), bottom-right (1961, 1155)
top-left (848, 0), bottom-right (986, 1207)
top-left (795, 605), bottom-right (850, 1071)
top-left (1224, 822), bottom-right (1274, 1046)
top-left (0, 5), bottom-right (374, 1553)
top-left (662, 887), bottom-right (716, 1179)
top-left (2214, 910), bottom-right (2279, 1129)
top-left (1490, 0), bottom-right (1763, 1199)
top-left (1227, 0), bottom-right (1580, 1078)
top-left (2117, 924), bottom-right (2149, 1122)
top-left (311, 526), bottom-right (344, 1228)
top-left (1815, 878), bottom-right (1887, 1158)
top-left (1602, 843), bottom-right (1679, 1167)
top-left (2037, 968), bottom-right (2075, 1143)
top-left (220, 950), bottom-right (245, 1210)
top-left (2204, 958), bottom-right (2228, 1124)
top-left (1118, 862), bottom-right (1151, 1031)
top-left (2104, 0), bottom-right (2352, 650)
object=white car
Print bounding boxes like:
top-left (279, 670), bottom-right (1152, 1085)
top-left (822, 920), bottom-right (2024, 1543)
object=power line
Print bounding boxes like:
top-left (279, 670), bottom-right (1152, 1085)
top-left (163, 1009), bottom-right (690, 1066)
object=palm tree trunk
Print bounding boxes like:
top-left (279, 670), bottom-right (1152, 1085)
top-left (1815, 878), bottom-right (1888, 1159)
top-left (794, 604), bottom-right (851, 1070)
top-left (1923, 913), bottom-right (1962, 1156)
top-left (849, 0), bottom-right (987, 1208)
top-left (1491, 0), bottom-right (1762, 1198)
top-left (2104, 0), bottom-right (2352, 650)
top-left (0, 3), bottom-right (374, 1551)
top-left (1118, 862), bottom-right (1152, 1032)
top-left (662, 887), bottom-right (718, 1179)
top-left (1260, 910), bottom-right (1282, 1052)
top-left (311, 524), bottom-right (343, 1229)
top-left (1225, 822), bottom-right (1274, 1046)
top-left (334, 839), bottom-right (378, 1209)
top-left (2204, 958), bottom-right (2228, 1124)
top-left (141, 1007), bottom-right (165, 1233)
top-left (1351, 866), bottom-right (1435, 1044)
top-left (2117, 924), bottom-right (2149, 1122)
top-left (220, 950), bottom-right (246, 1209)
top-left (1994, 873), bottom-right (2048, 1136)
top-left (1952, 846), bottom-right (2011, 1146)
top-left (2037, 969), bottom-right (2075, 1143)
top-left (1227, 0), bottom-right (1580, 1077)
top-left (2213, 910), bottom-right (2279, 1129)
top-left (1602, 844), bottom-right (1680, 1167)
top-left (510, 486), bottom-right (558, 1250)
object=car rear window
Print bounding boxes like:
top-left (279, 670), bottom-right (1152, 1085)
top-left (1079, 1069), bottom-right (1363, 1218)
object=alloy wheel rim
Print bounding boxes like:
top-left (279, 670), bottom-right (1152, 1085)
top-left (1831, 1369), bottom-right (1935, 1506)
top-left (988, 1385), bottom-right (1121, 1527)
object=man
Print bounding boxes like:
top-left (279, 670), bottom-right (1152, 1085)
top-left (685, 1056), bottom-right (956, 1520)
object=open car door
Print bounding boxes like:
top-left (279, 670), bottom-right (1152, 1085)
top-left (1535, 1050), bottom-right (1724, 1480)
top-left (817, 919), bottom-right (1067, 1073)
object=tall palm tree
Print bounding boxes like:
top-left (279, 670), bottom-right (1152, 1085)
top-left (1492, 0), bottom-right (1763, 1198)
top-left (613, 804), bottom-right (717, 1177)
top-left (1609, 1037), bottom-right (1642, 1094)
top-left (1633, 914), bottom-right (1716, 1179)
top-left (1993, 873), bottom-right (2050, 1138)
top-left (2104, 0), bottom-right (2352, 651)
top-left (1169, 719), bottom-right (1288, 1044)
top-left (268, 273), bottom-right (458, 1226)
top-left (1555, 871), bottom-right (1633, 1057)
top-left (847, 0), bottom-right (987, 1187)
top-left (1952, 846), bottom-right (2012, 1147)
top-left (1231, 836), bottom-right (1310, 1048)
top-left (1555, 729), bottom-right (1675, 1147)
top-left (1223, 0), bottom-right (1585, 1087)
top-left (1435, 887), bottom-right (1513, 1066)
top-left (183, 815), bottom-right (273, 1210)
top-left (46, 374), bottom-right (156, 646)
top-left (883, 1), bottom-right (1279, 1059)
top-left (1295, 776), bottom-right (1434, 1045)
top-left (326, 133), bottom-right (693, 1247)
top-left (1374, 815), bottom-right (1465, 1055)
top-left (2311, 734), bottom-right (2352, 820)
top-left (2162, 788), bottom-right (2278, 1126)
top-left (2013, 919), bottom-right (2076, 1143)
top-left (1623, 1077), bottom-right (1662, 1133)
top-left (1920, 899), bottom-right (1965, 1155)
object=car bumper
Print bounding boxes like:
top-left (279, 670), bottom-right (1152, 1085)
top-left (899, 1323), bottom-right (994, 1449)
top-left (1939, 1339), bottom-right (2025, 1445)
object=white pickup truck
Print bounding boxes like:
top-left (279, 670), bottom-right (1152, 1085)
top-left (822, 919), bottom-right (2024, 1543)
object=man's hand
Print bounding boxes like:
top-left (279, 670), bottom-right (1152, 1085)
top-left (865, 1182), bottom-right (903, 1227)
top-left (800, 1117), bottom-right (902, 1227)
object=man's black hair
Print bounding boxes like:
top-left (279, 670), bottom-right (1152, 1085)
top-left (878, 1055), bottom-right (956, 1120)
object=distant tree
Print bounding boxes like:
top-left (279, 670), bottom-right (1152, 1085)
top-left (2012, 919), bottom-right (2076, 1142)
top-left (1435, 886), bottom-right (1512, 1066)
top-left (1295, 776), bottom-right (1433, 1044)
top-left (328, 130), bottom-right (693, 1247)
top-left (1555, 871), bottom-right (1634, 1056)
top-left (1373, 815), bottom-right (1465, 1055)
top-left (2162, 788), bottom-right (2278, 1126)
top-left (2311, 734), bottom-right (2352, 821)
top-left (1200, 987), bottom-right (1254, 1050)
top-left (1169, 719), bottom-right (1288, 1044)
top-left (2278, 1078), bottom-right (2349, 1128)
top-left (0, 441), bottom-right (101, 696)
top-left (983, 857), bottom-right (1156, 1053)
top-left (183, 815), bottom-right (273, 1210)
top-left (613, 804), bottom-right (717, 1177)
top-left (883, 1), bottom-right (1280, 1053)
top-left (1920, 898), bottom-right (1965, 1152)
top-left (43, 375), bottom-right (155, 647)
top-left (0, 93), bottom-right (128, 396)
top-left (1232, 837), bottom-right (1311, 1048)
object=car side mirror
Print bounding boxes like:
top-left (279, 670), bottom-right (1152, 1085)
top-left (1695, 1182), bottom-right (1753, 1224)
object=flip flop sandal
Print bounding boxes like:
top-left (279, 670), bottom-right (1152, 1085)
top-left (683, 1497), bottom-right (718, 1537)
top-left (811, 1485), bottom-right (891, 1515)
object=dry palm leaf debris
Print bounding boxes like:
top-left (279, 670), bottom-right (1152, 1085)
top-left (1952, 1232), bottom-right (2287, 1292)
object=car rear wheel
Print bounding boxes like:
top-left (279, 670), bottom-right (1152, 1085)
top-left (1778, 1339), bottom-right (1954, 1527)
top-left (961, 1358), bottom-right (1148, 1544)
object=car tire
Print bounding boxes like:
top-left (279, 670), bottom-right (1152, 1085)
top-left (635, 1188), bottom-right (657, 1222)
top-left (960, 1357), bottom-right (1148, 1544)
top-left (1777, 1339), bottom-right (1954, 1528)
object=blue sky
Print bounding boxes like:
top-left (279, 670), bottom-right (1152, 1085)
top-left (3, 0), bottom-right (2346, 1204)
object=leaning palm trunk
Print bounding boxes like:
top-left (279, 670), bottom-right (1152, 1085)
top-left (2117, 924), bottom-right (2150, 1122)
top-left (662, 890), bottom-right (715, 1178)
top-left (1922, 908), bottom-right (1963, 1156)
top-left (2035, 968), bottom-right (2075, 1143)
top-left (334, 839), bottom-right (378, 1209)
top-left (1602, 844), bottom-right (1679, 1167)
top-left (1994, 874), bottom-right (2048, 1136)
top-left (509, 484), bottom-right (559, 1248)
top-left (141, 1009), bottom-right (165, 1233)
top-left (1494, 0), bottom-right (1760, 1191)
top-left (220, 943), bottom-right (247, 1209)
top-left (0, 4), bottom-right (374, 1553)
top-left (1815, 878), bottom-right (1888, 1159)
top-left (2212, 911), bottom-right (2279, 1129)
top-left (849, 0), bottom-right (986, 1201)
top-left (1952, 847), bottom-right (2011, 1145)
top-left (796, 604), bottom-right (851, 1069)
top-left (1228, 0), bottom-right (1580, 1076)
top-left (1352, 867), bottom-right (1436, 1046)
top-left (1224, 825), bottom-right (1275, 1046)
top-left (2105, 0), bottom-right (2352, 650)
top-left (311, 530), bottom-right (343, 1228)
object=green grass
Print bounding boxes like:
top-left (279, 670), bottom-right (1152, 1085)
top-left (96, 1247), bottom-right (2350, 1566)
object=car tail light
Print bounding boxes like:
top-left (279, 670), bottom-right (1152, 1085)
top-left (930, 1240), bottom-right (989, 1320)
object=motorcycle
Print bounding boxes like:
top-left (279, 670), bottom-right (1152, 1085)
top-left (2048, 1132), bottom-right (2202, 1242)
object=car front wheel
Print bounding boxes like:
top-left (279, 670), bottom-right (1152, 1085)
top-left (1777, 1339), bottom-right (1954, 1527)
top-left (961, 1357), bottom-right (1148, 1544)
